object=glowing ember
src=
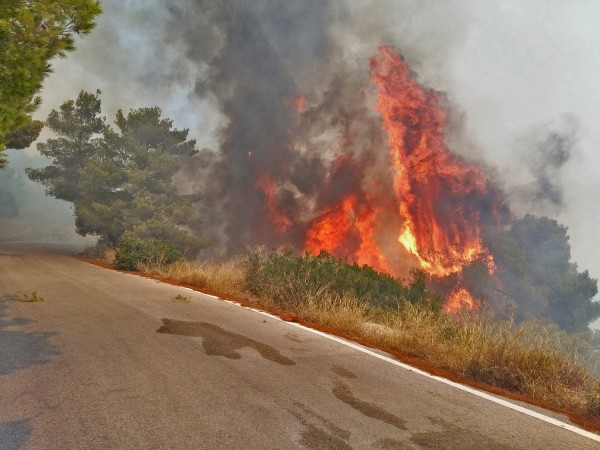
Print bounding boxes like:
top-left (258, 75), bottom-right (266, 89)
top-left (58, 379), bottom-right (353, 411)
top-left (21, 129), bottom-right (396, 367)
top-left (285, 94), bottom-right (308, 114)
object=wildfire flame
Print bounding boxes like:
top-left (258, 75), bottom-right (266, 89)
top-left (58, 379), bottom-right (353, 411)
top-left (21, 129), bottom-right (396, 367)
top-left (255, 171), bottom-right (293, 233)
top-left (284, 94), bottom-right (309, 114)
top-left (370, 45), bottom-right (495, 279)
top-left (304, 193), bottom-right (392, 274)
top-left (256, 45), bottom-right (502, 313)
top-left (445, 287), bottom-right (478, 314)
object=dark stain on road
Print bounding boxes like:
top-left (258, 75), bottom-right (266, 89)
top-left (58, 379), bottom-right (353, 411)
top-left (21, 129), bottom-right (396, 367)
top-left (291, 402), bottom-right (353, 450)
top-left (333, 381), bottom-right (407, 431)
top-left (284, 332), bottom-right (305, 343)
top-left (332, 365), bottom-right (358, 379)
top-left (410, 416), bottom-right (510, 449)
top-left (0, 419), bottom-right (32, 450)
top-left (375, 437), bottom-right (406, 449)
top-left (157, 318), bottom-right (296, 365)
top-left (0, 296), bottom-right (58, 376)
top-left (293, 401), bottom-right (351, 441)
top-left (299, 423), bottom-right (353, 450)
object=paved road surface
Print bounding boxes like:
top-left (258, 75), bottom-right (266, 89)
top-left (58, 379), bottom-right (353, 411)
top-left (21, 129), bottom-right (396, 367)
top-left (0, 242), bottom-right (598, 449)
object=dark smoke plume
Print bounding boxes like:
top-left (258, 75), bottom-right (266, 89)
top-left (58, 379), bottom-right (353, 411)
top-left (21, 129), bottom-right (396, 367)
top-left (510, 115), bottom-right (579, 216)
top-left (167, 1), bottom-right (345, 254)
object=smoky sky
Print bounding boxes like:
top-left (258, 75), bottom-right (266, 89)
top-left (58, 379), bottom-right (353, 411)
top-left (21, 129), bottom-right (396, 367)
top-left (509, 115), bottom-right (579, 217)
top-left (19, 0), bottom-right (600, 302)
top-left (162, 1), bottom-right (338, 252)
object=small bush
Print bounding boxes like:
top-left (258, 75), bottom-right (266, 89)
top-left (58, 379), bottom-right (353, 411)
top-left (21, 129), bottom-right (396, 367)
top-left (172, 294), bottom-right (190, 303)
top-left (115, 236), bottom-right (182, 271)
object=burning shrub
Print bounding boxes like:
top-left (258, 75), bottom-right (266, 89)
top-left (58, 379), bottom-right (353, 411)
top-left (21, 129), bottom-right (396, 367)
top-left (244, 247), bottom-right (442, 309)
top-left (115, 236), bottom-right (182, 271)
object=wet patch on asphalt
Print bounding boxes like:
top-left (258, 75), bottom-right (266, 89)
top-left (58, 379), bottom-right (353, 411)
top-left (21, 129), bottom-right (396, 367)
top-left (375, 437), bottom-right (407, 449)
top-left (290, 402), bottom-right (352, 450)
top-left (409, 416), bottom-right (509, 449)
top-left (331, 365), bottom-right (358, 379)
top-left (299, 422), bottom-right (353, 450)
top-left (294, 401), bottom-right (351, 441)
top-left (157, 318), bottom-right (295, 365)
top-left (332, 381), bottom-right (407, 431)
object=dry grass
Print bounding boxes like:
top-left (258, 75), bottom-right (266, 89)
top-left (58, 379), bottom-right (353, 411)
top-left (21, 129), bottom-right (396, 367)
top-left (82, 245), bottom-right (116, 264)
top-left (138, 259), bottom-right (246, 299)
top-left (123, 256), bottom-right (600, 418)
top-left (16, 290), bottom-right (45, 302)
top-left (294, 295), bottom-right (600, 414)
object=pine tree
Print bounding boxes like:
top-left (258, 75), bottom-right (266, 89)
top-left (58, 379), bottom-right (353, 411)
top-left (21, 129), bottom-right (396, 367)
top-left (27, 91), bottom-right (206, 256)
top-left (0, 0), bottom-right (102, 167)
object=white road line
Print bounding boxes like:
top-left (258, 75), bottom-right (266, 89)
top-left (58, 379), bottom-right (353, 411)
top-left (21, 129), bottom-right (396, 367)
top-left (178, 285), bottom-right (600, 442)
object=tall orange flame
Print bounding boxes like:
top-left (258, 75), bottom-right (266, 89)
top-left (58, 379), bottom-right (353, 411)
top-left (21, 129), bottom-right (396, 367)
top-left (370, 45), bottom-right (495, 282)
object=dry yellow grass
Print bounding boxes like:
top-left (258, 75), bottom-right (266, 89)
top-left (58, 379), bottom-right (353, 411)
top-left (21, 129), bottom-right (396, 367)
top-left (124, 257), bottom-right (600, 418)
top-left (82, 245), bottom-right (116, 264)
top-left (138, 259), bottom-right (246, 298)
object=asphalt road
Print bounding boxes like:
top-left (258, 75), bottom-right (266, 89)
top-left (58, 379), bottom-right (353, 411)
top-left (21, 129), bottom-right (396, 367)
top-left (0, 241), bottom-right (598, 449)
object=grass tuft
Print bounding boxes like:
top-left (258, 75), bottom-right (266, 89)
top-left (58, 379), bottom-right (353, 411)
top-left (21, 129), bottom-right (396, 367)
top-left (82, 244), bottom-right (116, 264)
top-left (172, 294), bottom-right (190, 303)
top-left (16, 290), bottom-right (44, 302)
top-left (139, 259), bottom-right (245, 298)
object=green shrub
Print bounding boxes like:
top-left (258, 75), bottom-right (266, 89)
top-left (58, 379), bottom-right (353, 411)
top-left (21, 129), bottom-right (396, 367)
top-left (115, 236), bottom-right (182, 271)
top-left (244, 247), bottom-right (442, 309)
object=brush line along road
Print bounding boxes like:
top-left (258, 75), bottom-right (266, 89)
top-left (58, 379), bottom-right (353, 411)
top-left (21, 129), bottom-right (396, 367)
top-left (0, 242), bottom-right (597, 449)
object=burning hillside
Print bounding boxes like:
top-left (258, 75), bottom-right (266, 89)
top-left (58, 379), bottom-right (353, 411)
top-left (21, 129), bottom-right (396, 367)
top-left (241, 46), bottom-right (504, 312)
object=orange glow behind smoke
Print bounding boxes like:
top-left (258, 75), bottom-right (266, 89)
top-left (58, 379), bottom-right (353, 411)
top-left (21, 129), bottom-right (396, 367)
top-left (284, 94), bottom-right (309, 113)
top-left (255, 171), bottom-right (292, 233)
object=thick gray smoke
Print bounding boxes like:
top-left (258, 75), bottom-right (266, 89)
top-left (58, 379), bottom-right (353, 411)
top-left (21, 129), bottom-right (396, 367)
top-left (166, 1), bottom-right (335, 252)
top-left (163, 1), bottom-right (480, 260)
top-left (164, 1), bottom-right (378, 255)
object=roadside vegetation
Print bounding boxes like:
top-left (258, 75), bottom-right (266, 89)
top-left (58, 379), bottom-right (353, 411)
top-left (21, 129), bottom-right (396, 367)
top-left (27, 91), bottom-right (207, 256)
top-left (90, 243), bottom-right (600, 420)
